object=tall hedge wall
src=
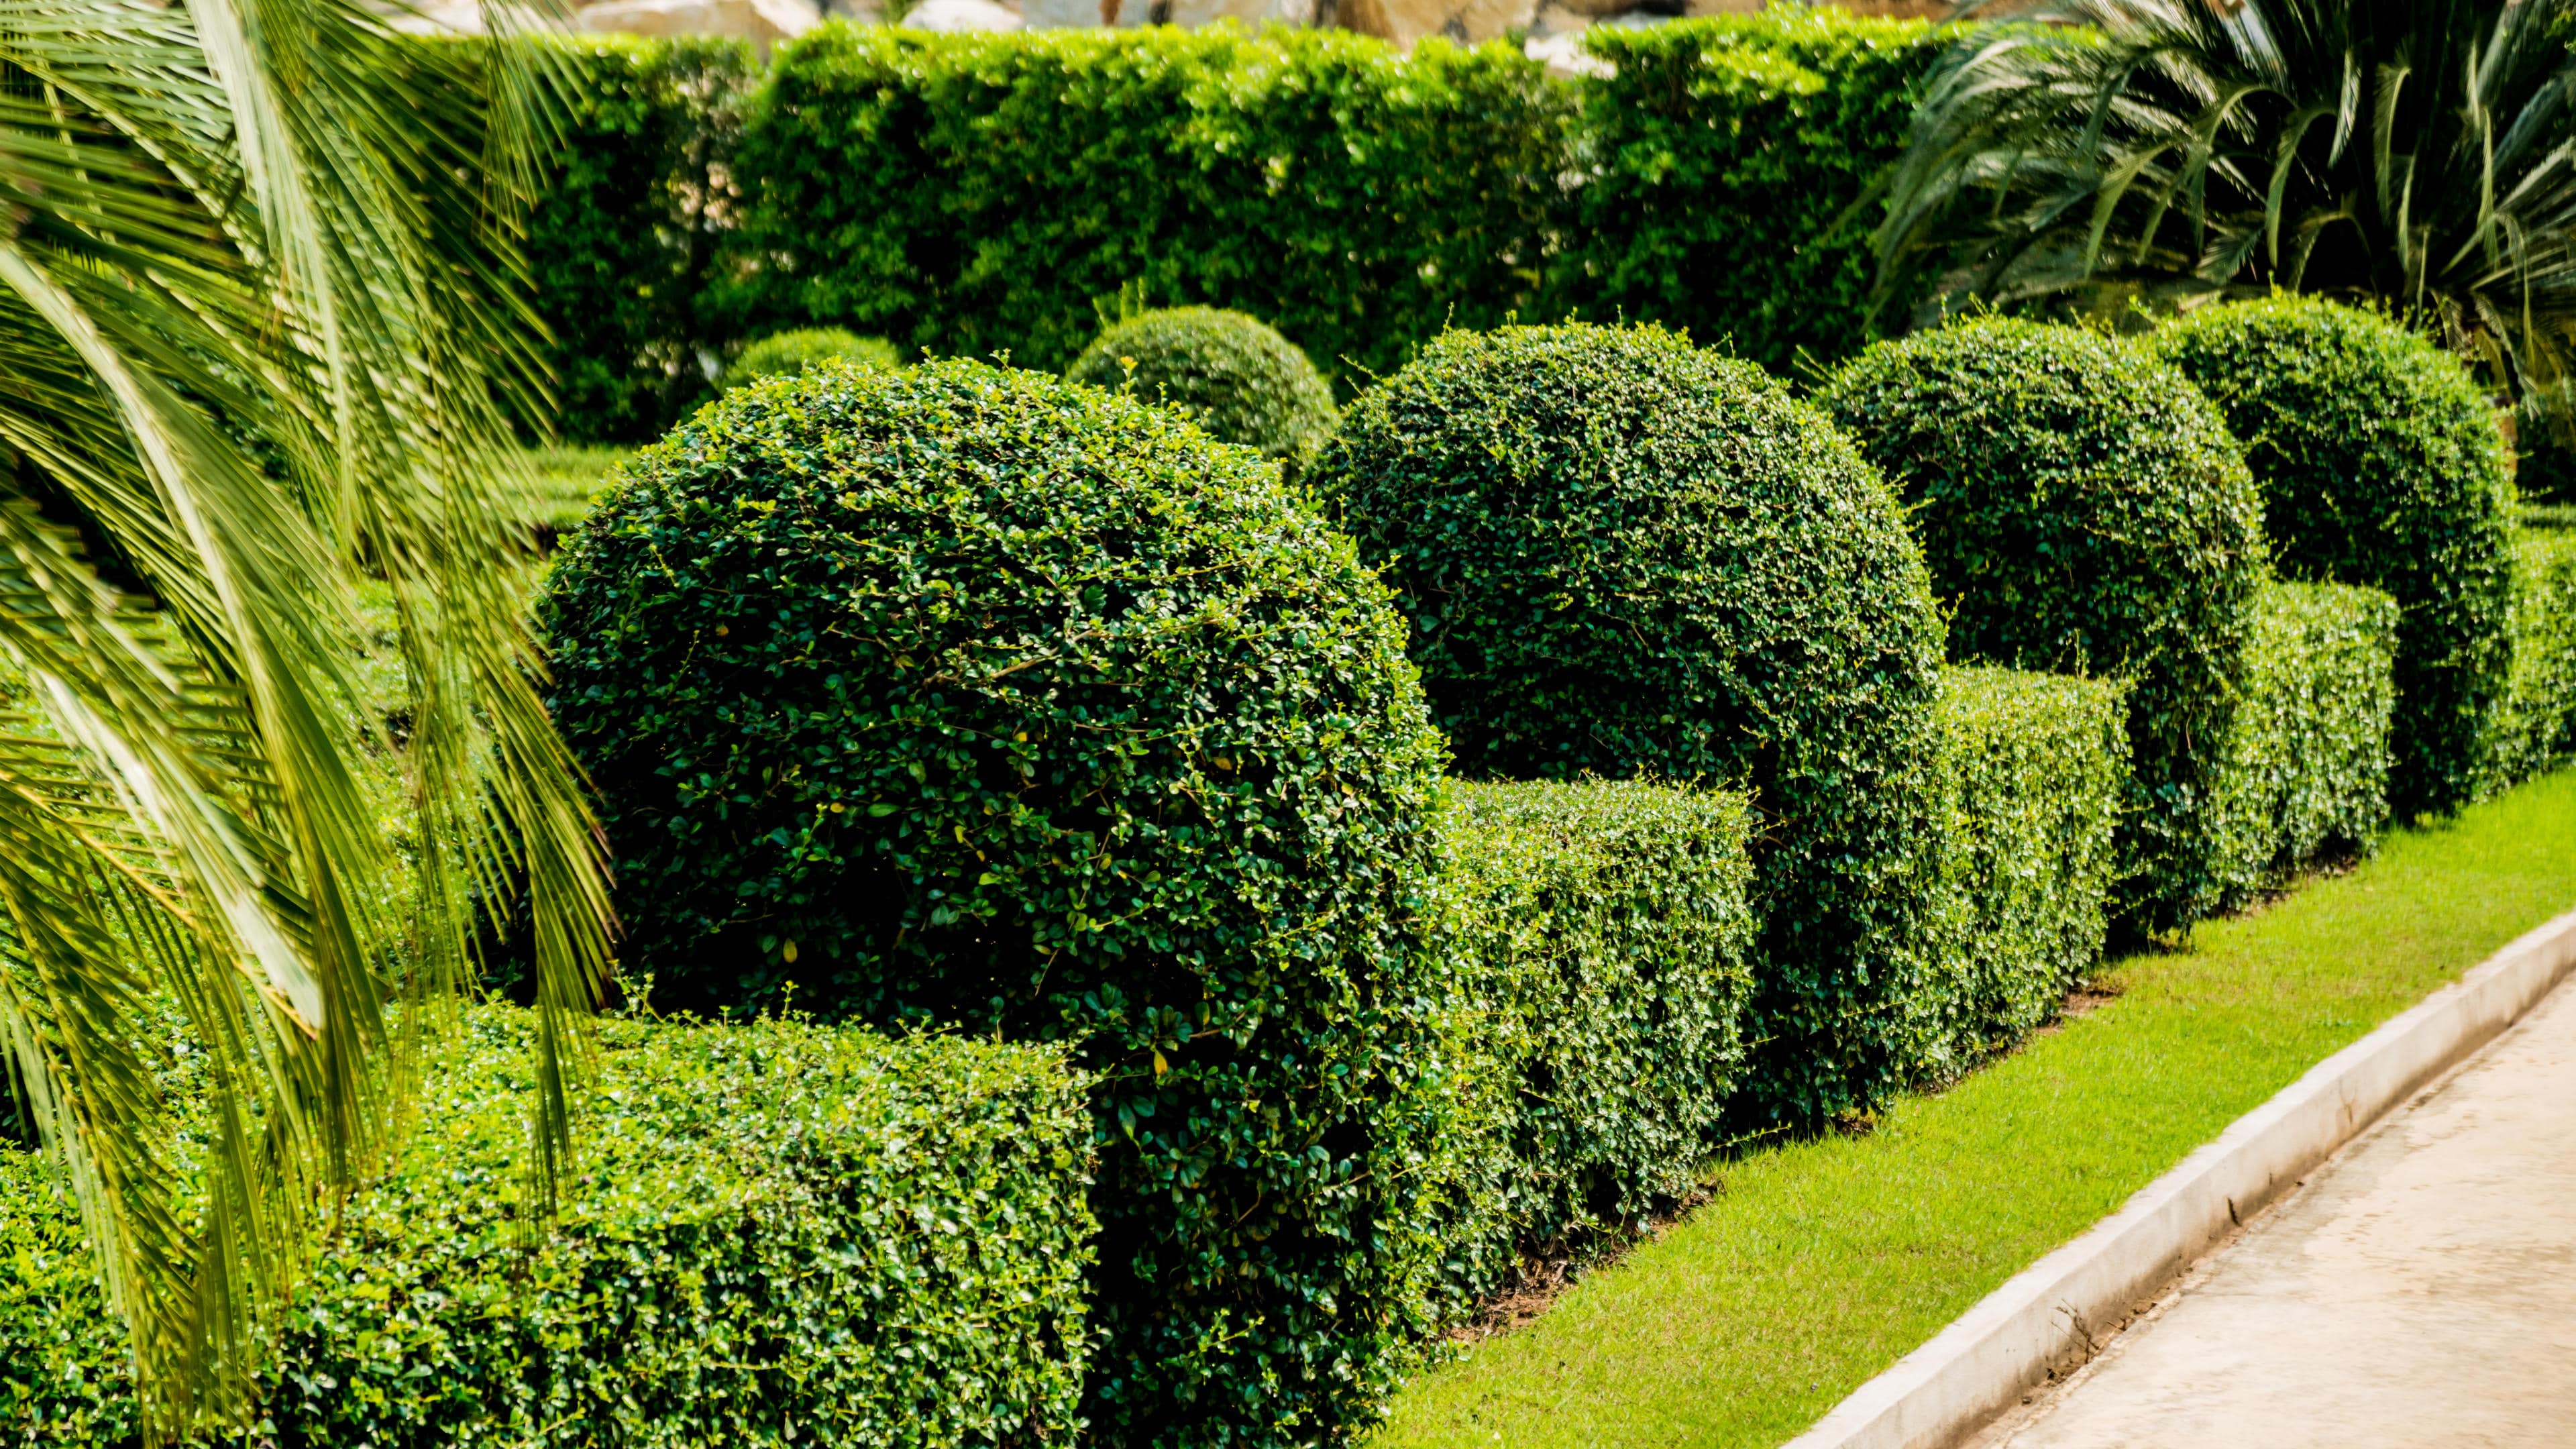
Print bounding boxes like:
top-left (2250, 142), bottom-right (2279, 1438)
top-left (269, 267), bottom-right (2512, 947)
top-left (0, 1013), bottom-right (1093, 1446)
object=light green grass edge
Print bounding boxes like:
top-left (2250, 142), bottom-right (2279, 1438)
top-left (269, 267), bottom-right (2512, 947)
top-left (1375, 768), bottom-right (2576, 1449)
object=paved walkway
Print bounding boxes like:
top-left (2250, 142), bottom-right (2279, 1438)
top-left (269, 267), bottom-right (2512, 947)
top-left (1978, 974), bottom-right (2576, 1449)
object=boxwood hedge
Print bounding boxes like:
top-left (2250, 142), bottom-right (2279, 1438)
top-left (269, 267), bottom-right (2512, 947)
top-left (2155, 297), bottom-right (2515, 816)
top-left (1913, 666), bottom-right (2128, 1079)
top-left (1822, 317), bottom-right (2267, 931)
top-left (0, 1012), bottom-right (1092, 1446)
top-left (541, 358), bottom-right (1452, 1447)
top-left (1423, 776), bottom-right (1756, 1304)
top-left (2491, 529), bottom-right (2576, 790)
top-left (1311, 322), bottom-right (1945, 1126)
top-left (1067, 306), bottom-right (1338, 470)
top-left (722, 327), bottom-right (899, 390)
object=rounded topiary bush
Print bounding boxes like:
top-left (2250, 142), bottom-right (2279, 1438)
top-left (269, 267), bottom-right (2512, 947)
top-left (543, 357), bottom-right (1451, 1447)
top-left (2155, 296), bottom-right (2514, 815)
top-left (720, 326), bottom-right (898, 390)
top-left (1066, 306), bottom-right (1337, 469)
top-left (1309, 321), bottom-right (1946, 1125)
top-left (1823, 317), bottom-right (2267, 930)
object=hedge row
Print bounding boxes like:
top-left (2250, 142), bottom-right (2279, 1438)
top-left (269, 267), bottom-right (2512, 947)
top-left (520, 15), bottom-right (1947, 442)
top-left (0, 1014), bottom-right (1093, 1446)
top-left (2491, 527), bottom-right (2576, 789)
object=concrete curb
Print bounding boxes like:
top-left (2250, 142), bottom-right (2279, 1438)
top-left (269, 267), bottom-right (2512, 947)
top-left (1781, 905), bottom-right (2576, 1449)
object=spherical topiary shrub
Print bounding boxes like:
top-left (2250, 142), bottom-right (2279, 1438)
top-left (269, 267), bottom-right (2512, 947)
top-left (1823, 317), bottom-right (2268, 930)
top-left (543, 357), bottom-right (1452, 1448)
top-left (720, 326), bottom-right (898, 390)
top-left (2155, 296), bottom-right (2515, 815)
top-left (1066, 306), bottom-right (1337, 470)
top-left (1309, 321), bottom-right (1947, 1126)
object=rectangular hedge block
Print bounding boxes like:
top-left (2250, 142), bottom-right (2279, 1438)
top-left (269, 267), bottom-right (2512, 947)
top-left (1913, 665), bottom-right (2128, 1080)
top-left (1421, 776), bottom-right (1756, 1306)
top-left (0, 1014), bottom-right (1092, 1447)
top-left (2212, 580), bottom-right (2400, 907)
top-left (2488, 527), bottom-right (2576, 791)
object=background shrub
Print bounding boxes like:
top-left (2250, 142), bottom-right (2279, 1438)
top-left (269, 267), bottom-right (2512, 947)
top-left (722, 327), bottom-right (900, 390)
top-left (1914, 666), bottom-right (2127, 1079)
top-left (2210, 581), bottom-right (2399, 907)
top-left (1067, 306), bottom-right (1338, 468)
top-left (1424, 776), bottom-right (1756, 1305)
top-left (543, 358), bottom-right (1452, 1448)
top-left (0, 1012), bottom-right (1092, 1446)
top-left (1822, 317), bottom-right (2267, 930)
top-left (2155, 296), bottom-right (2515, 816)
top-left (1311, 322), bottom-right (1945, 1126)
top-left (2490, 529), bottom-right (2576, 788)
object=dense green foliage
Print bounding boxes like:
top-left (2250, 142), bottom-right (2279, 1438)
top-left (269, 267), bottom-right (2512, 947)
top-left (722, 327), bottom-right (900, 390)
top-left (1426, 777), bottom-right (1756, 1303)
top-left (1822, 318), bottom-right (2267, 928)
top-left (543, 358), bottom-right (1451, 1447)
top-left (527, 35), bottom-right (755, 442)
top-left (1564, 13), bottom-right (1948, 374)
top-left (1915, 667), bottom-right (2127, 1079)
top-left (1067, 307), bottom-right (1338, 468)
top-left (0, 1013), bottom-right (1093, 1446)
top-left (2155, 297), bottom-right (2515, 816)
top-left (1312, 323), bottom-right (1945, 1126)
top-left (2210, 581), bottom-right (2400, 906)
top-left (2492, 529), bottom-right (2576, 790)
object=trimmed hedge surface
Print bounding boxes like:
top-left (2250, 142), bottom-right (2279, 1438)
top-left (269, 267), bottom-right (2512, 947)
top-left (722, 327), bottom-right (900, 390)
top-left (2155, 297), bottom-right (2516, 816)
top-left (1313, 322), bottom-right (1945, 1127)
top-left (1066, 306), bottom-right (1338, 468)
top-left (0, 1013), bottom-right (1092, 1446)
top-left (1915, 666), bottom-right (2127, 1080)
top-left (1823, 317), bottom-right (2267, 930)
top-left (542, 357), bottom-right (1452, 1448)
top-left (2492, 529), bottom-right (2576, 790)
top-left (1425, 776), bottom-right (1756, 1304)
top-left (2212, 581), bottom-right (2400, 906)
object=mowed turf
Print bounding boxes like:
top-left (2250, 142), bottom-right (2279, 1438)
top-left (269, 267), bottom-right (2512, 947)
top-left (1374, 768), bottom-right (2576, 1449)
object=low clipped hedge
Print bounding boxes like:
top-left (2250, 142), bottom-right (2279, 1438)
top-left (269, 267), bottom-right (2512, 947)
top-left (1424, 776), bottom-right (1757, 1304)
top-left (0, 1012), bottom-right (1092, 1446)
top-left (2155, 297), bottom-right (2515, 816)
top-left (2210, 581), bottom-right (2400, 907)
top-left (1914, 666), bottom-right (2127, 1079)
top-left (1822, 317), bottom-right (2267, 931)
top-left (542, 358), bottom-right (1452, 1448)
top-left (2491, 529), bottom-right (2576, 789)
top-left (1066, 306), bottom-right (1338, 470)
top-left (1312, 322), bottom-right (1945, 1126)
top-left (722, 327), bottom-right (899, 390)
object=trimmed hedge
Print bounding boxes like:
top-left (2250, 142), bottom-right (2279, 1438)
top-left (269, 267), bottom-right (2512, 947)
top-left (1561, 13), bottom-right (1949, 375)
top-left (1424, 776), bottom-right (1757, 1303)
top-left (2210, 581), bottom-right (2400, 906)
top-left (722, 327), bottom-right (900, 390)
top-left (0, 1012), bottom-right (1093, 1446)
top-left (1822, 317), bottom-right (2267, 930)
top-left (1914, 666), bottom-right (2127, 1080)
top-left (1312, 322), bottom-right (1945, 1126)
top-left (1067, 306), bottom-right (1338, 468)
top-left (542, 357), bottom-right (1452, 1447)
top-left (2155, 297), bottom-right (2516, 816)
top-left (2491, 529), bottom-right (2576, 789)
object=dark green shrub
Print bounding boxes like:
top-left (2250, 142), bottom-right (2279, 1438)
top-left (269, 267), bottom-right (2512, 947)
top-left (2210, 581), bottom-right (2399, 906)
top-left (2155, 296), bottom-right (2516, 816)
top-left (1424, 776), bottom-right (1756, 1303)
top-left (1311, 322), bottom-right (1945, 1126)
top-left (1915, 666), bottom-right (2127, 1078)
top-left (1066, 306), bottom-right (1337, 468)
top-left (542, 357), bottom-right (1451, 1447)
top-left (722, 327), bottom-right (900, 390)
top-left (0, 1012), bottom-right (1092, 1446)
top-left (2491, 529), bottom-right (2576, 788)
top-left (526, 35), bottom-right (754, 443)
top-left (1822, 317), bottom-right (2267, 930)
top-left (1560, 12), bottom-right (1951, 372)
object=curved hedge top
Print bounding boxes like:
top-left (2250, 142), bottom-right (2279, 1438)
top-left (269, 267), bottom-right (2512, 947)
top-left (1065, 305), bottom-right (1338, 467)
top-left (2155, 295), bottom-right (2514, 814)
top-left (1823, 317), bottom-right (2266, 928)
top-left (1309, 321), bottom-right (1945, 1124)
top-left (542, 356), bottom-right (1450, 1446)
top-left (720, 326), bottom-right (898, 390)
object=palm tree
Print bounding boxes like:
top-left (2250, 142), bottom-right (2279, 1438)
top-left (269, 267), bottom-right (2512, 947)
top-left (1872, 0), bottom-right (2576, 417)
top-left (0, 2), bottom-right (612, 1434)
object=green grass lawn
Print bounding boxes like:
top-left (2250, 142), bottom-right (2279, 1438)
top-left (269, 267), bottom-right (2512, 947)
top-left (1375, 768), bottom-right (2576, 1449)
